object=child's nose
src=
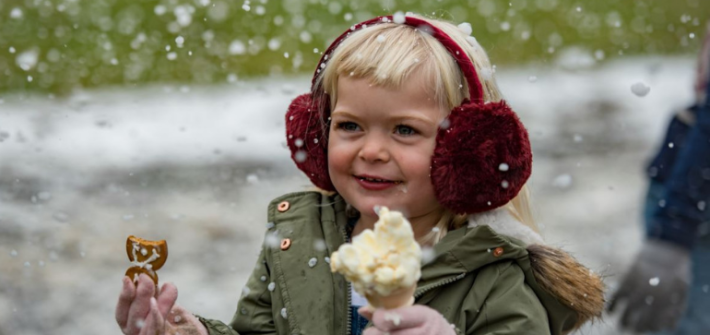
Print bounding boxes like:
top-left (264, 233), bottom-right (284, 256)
top-left (358, 135), bottom-right (391, 163)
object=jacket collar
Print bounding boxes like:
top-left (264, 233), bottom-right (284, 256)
top-left (418, 210), bottom-right (533, 287)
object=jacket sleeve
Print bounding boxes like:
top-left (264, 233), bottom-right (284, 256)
top-left (468, 262), bottom-right (550, 335)
top-left (645, 109), bottom-right (695, 183)
top-left (197, 246), bottom-right (276, 335)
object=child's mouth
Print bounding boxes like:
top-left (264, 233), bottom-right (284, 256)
top-left (355, 175), bottom-right (402, 184)
top-left (354, 175), bottom-right (403, 190)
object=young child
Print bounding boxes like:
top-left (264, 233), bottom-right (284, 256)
top-left (115, 14), bottom-right (604, 335)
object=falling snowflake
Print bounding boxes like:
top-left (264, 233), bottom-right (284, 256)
top-left (229, 40), bottom-right (246, 55)
top-left (268, 39), bottom-right (281, 51)
top-left (16, 49), bottom-right (39, 71)
top-left (295, 151), bottom-right (307, 163)
top-left (264, 231), bottom-right (281, 249)
top-left (308, 257), bottom-right (318, 267)
top-left (246, 174), bottom-right (259, 184)
top-left (10, 8), bottom-right (23, 19)
top-left (393, 12), bottom-right (406, 24)
top-left (173, 5), bottom-right (194, 27)
top-left (154, 5), bottom-right (167, 15)
top-left (294, 139), bottom-right (304, 147)
top-left (422, 247), bottom-right (436, 264)
top-left (552, 174), bottom-right (573, 189)
top-left (458, 22), bottom-right (473, 35)
top-left (631, 82), bottom-right (650, 97)
top-left (313, 239), bottom-right (326, 251)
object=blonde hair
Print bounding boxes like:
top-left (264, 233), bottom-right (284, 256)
top-left (314, 15), bottom-right (538, 244)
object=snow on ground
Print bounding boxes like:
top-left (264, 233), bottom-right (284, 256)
top-left (0, 56), bottom-right (695, 334)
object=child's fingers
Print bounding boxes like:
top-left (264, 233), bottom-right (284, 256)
top-left (116, 276), bottom-right (136, 331)
top-left (125, 274), bottom-right (156, 334)
top-left (371, 306), bottom-right (426, 331)
top-left (362, 328), bottom-right (381, 335)
top-left (156, 282), bottom-right (178, 317)
top-left (357, 306), bottom-right (374, 320)
top-left (139, 297), bottom-right (163, 335)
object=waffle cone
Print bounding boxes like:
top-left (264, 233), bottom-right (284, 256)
top-left (365, 285), bottom-right (416, 310)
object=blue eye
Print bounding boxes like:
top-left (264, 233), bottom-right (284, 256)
top-left (395, 125), bottom-right (417, 136)
top-left (337, 122), bottom-right (360, 132)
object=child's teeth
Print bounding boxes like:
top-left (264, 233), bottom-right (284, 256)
top-left (360, 176), bottom-right (401, 183)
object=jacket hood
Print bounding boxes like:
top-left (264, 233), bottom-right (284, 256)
top-left (420, 208), bottom-right (605, 334)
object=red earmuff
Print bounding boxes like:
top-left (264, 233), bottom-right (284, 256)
top-left (285, 15), bottom-right (532, 214)
top-left (285, 93), bottom-right (335, 191)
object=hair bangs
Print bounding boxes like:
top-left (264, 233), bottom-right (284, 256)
top-left (318, 23), bottom-right (455, 111)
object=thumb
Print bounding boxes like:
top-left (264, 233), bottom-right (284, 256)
top-left (157, 282), bottom-right (178, 317)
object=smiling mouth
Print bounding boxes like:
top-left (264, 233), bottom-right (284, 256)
top-left (354, 175), bottom-right (403, 184)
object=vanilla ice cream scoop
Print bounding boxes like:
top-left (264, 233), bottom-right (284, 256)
top-left (330, 207), bottom-right (422, 309)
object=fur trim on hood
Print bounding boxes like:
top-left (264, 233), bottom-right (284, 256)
top-left (468, 208), bottom-right (605, 332)
top-left (468, 208), bottom-right (545, 246)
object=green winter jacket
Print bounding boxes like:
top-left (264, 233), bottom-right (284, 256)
top-left (198, 191), bottom-right (604, 335)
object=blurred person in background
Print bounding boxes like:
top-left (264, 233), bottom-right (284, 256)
top-left (609, 21), bottom-right (710, 334)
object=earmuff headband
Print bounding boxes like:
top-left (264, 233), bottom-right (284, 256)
top-left (311, 15), bottom-right (485, 103)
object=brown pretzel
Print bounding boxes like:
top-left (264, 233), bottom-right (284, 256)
top-left (125, 235), bottom-right (168, 288)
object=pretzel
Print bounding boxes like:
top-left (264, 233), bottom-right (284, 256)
top-left (125, 235), bottom-right (168, 288)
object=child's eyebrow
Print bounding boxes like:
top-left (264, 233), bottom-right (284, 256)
top-left (331, 110), bottom-right (437, 126)
top-left (390, 115), bottom-right (437, 126)
top-left (330, 110), bottom-right (359, 119)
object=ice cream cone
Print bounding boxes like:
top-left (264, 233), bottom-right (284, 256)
top-left (365, 284), bottom-right (416, 310)
top-left (330, 207), bottom-right (422, 310)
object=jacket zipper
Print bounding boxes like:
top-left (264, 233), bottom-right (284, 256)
top-left (339, 225), bottom-right (353, 335)
top-left (346, 282), bottom-right (353, 335)
top-left (413, 272), bottom-right (467, 299)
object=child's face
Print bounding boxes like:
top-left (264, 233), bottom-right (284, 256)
top-left (328, 74), bottom-right (447, 219)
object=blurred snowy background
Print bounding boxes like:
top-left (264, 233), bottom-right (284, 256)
top-left (0, 0), bottom-right (707, 334)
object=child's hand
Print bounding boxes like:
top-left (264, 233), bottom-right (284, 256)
top-left (116, 274), bottom-right (208, 335)
top-left (358, 305), bottom-right (457, 335)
